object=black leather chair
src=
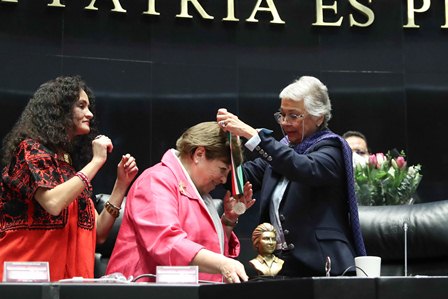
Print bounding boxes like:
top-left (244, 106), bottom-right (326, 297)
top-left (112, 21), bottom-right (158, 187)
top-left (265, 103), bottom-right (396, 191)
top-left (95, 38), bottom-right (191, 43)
top-left (94, 194), bottom-right (125, 278)
top-left (358, 200), bottom-right (448, 276)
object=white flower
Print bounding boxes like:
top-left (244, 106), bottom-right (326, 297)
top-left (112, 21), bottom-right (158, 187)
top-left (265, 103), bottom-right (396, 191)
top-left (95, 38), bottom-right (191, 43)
top-left (387, 167), bottom-right (395, 177)
top-left (408, 166), bottom-right (416, 176)
top-left (376, 153), bottom-right (386, 166)
top-left (352, 152), bottom-right (368, 167)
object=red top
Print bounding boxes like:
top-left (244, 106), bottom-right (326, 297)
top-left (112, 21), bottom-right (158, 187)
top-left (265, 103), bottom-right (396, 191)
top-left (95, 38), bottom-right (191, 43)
top-left (0, 139), bottom-right (96, 281)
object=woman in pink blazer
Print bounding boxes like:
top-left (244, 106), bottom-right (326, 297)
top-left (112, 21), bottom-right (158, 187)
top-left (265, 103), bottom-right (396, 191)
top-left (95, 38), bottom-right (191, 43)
top-left (106, 121), bottom-right (255, 283)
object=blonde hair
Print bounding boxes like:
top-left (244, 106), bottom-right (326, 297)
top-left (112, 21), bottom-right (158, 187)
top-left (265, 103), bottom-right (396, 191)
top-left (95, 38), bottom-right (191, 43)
top-left (176, 121), bottom-right (243, 165)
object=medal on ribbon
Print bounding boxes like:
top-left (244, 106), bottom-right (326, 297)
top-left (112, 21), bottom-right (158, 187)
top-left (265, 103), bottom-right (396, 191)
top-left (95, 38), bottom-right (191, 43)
top-left (229, 133), bottom-right (246, 215)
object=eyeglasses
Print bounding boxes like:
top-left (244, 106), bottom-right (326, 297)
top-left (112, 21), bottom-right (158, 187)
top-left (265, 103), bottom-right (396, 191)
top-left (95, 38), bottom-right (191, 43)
top-left (273, 112), bottom-right (306, 124)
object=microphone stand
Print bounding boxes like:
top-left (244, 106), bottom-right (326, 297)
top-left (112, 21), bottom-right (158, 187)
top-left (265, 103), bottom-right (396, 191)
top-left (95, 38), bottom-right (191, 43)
top-left (403, 222), bottom-right (408, 276)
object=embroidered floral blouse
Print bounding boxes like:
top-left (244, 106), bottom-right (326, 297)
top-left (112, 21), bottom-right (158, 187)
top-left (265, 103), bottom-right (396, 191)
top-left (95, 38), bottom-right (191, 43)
top-left (0, 139), bottom-right (96, 281)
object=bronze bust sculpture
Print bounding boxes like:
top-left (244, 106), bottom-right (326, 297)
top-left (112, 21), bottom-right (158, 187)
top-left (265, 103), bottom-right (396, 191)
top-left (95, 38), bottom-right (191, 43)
top-left (249, 223), bottom-right (284, 276)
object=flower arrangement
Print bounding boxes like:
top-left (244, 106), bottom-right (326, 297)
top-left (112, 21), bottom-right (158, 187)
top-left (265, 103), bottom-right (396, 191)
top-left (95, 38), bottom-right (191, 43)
top-left (353, 151), bottom-right (422, 206)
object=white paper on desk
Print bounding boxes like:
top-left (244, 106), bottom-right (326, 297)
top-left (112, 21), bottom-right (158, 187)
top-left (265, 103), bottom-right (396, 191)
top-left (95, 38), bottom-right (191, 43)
top-left (156, 266), bottom-right (198, 284)
top-left (3, 261), bottom-right (50, 282)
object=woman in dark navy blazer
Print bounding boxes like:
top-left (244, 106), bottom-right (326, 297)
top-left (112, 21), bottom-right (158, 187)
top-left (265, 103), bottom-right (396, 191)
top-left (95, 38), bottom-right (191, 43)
top-left (217, 76), bottom-right (366, 277)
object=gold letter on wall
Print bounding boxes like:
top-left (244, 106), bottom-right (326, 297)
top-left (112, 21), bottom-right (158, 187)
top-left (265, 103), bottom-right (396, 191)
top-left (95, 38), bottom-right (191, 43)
top-left (313, 0), bottom-right (343, 27)
top-left (349, 0), bottom-right (374, 27)
top-left (143, 0), bottom-right (160, 16)
top-left (403, 0), bottom-right (430, 28)
top-left (246, 0), bottom-right (285, 24)
top-left (176, 0), bottom-right (214, 20)
top-left (85, 0), bottom-right (127, 13)
top-left (223, 0), bottom-right (239, 21)
top-left (442, 0), bottom-right (448, 28)
top-left (47, 0), bottom-right (65, 7)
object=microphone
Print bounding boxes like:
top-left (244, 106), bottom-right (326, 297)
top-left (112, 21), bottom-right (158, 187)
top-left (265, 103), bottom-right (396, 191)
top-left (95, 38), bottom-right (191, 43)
top-left (403, 222), bottom-right (408, 276)
top-left (325, 256), bottom-right (331, 277)
top-left (132, 273), bottom-right (157, 282)
top-left (390, 148), bottom-right (401, 158)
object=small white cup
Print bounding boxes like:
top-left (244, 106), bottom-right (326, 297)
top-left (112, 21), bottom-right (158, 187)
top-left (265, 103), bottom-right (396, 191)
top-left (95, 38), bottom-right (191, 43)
top-left (354, 256), bottom-right (381, 277)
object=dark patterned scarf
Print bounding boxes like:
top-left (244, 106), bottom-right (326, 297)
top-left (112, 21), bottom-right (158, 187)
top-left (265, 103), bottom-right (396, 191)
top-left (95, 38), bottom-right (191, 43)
top-left (281, 129), bottom-right (367, 256)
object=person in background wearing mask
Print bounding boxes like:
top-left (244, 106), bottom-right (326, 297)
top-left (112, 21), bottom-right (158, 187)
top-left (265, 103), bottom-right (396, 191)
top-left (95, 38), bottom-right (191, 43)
top-left (342, 130), bottom-right (370, 165)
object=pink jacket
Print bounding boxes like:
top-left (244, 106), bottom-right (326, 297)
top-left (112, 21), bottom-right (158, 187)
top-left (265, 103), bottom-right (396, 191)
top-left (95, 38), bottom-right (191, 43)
top-left (106, 149), bottom-right (240, 282)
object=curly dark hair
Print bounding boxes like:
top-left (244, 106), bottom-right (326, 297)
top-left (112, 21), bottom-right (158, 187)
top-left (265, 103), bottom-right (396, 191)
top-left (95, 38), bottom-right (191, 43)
top-left (1, 75), bottom-right (98, 168)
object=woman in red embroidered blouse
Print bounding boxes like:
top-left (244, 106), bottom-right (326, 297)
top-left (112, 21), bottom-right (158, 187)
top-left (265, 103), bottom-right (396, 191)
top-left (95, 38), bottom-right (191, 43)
top-left (0, 75), bottom-right (138, 281)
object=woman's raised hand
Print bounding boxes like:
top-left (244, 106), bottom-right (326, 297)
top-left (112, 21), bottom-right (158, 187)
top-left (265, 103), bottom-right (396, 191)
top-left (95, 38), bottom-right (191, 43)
top-left (117, 154), bottom-right (139, 187)
top-left (216, 108), bottom-right (258, 140)
top-left (91, 135), bottom-right (113, 166)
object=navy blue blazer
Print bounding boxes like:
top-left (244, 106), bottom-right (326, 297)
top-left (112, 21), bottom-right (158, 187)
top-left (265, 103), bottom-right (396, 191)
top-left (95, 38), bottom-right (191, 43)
top-left (243, 130), bottom-right (356, 277)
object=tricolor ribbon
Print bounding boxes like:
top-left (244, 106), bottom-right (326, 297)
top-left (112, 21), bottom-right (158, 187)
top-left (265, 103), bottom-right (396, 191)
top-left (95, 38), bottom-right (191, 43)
top-left (229, 132), bottom-right (244, 196)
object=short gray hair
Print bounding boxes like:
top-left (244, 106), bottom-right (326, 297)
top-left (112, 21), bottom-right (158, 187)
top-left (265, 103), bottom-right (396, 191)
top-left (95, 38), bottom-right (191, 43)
top-left (279, 76), bottom-right (332, 128)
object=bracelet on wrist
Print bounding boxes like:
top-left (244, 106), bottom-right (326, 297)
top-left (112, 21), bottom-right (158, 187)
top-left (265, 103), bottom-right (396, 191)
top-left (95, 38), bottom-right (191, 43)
top-left (76, 171), bottom-right (92, 192)
top-left (221, 214), bottom-right (238, 227)
top-left (104, 201), bottom-right (121, 218)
